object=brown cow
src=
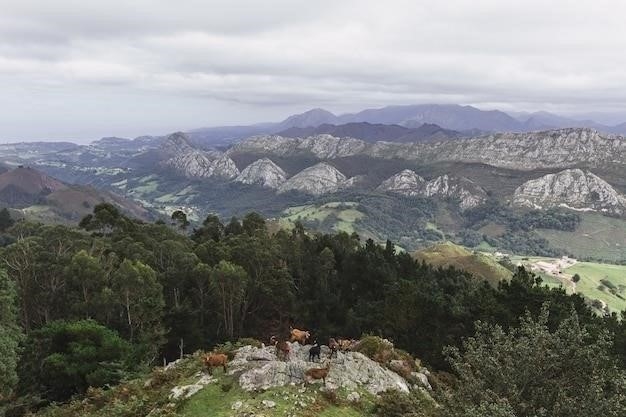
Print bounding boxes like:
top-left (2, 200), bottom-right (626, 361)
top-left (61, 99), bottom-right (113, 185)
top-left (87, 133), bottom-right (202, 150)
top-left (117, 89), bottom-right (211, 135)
top-left (304, 361), bottom-right (331, 385)
top-left (271, 335), bottom-right (291, 361)
top-left (289, 327), bottom-right (310, 345)
top-left (203, 353), bottom-right (228, 375)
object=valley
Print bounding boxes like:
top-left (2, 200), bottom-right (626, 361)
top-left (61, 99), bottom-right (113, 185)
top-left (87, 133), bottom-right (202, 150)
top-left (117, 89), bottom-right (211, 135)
top-left (1, 123), bottom-right (626, 264)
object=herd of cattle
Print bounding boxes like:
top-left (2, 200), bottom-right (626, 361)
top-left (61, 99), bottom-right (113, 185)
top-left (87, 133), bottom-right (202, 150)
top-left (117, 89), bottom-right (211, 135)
top-left (202, 327), bottom-right (359, 385)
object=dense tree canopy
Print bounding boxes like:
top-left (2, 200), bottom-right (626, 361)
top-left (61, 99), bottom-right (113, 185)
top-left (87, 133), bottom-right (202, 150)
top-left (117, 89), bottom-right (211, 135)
top-left (0, 203), bottom-right (623, 413)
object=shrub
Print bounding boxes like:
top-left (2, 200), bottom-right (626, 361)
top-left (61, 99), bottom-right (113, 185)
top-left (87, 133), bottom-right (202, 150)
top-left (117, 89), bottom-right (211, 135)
top-left (237, 337), bottom-right (263, 348)
top-left (372, 389), bottom-right (437, 417)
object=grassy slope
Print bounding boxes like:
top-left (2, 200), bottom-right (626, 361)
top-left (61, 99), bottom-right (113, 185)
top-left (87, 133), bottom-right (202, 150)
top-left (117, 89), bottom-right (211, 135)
top-left (28, 354), bottom-right (373, 417)
top-left (564, 262), bottom-right (626, 314)
top-left (280, 202), bottom-right (365, 235)
top-left (536, 213), bottom-right (626, 262)
top-left (413, 241), bottom-right (512, 286)
top-left (508, 255), bottom-right (626, 314)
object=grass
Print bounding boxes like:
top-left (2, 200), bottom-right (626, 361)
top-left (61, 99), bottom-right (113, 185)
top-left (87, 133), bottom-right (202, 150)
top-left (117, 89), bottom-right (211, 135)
top-left (280, 202), bottom-right (365, 235)
top-left (536, 213), bottom-right (626, 262)
top-left (564, 262), bottom-right (626, 314)
top-left (508, 255), bottom-right (626, 314)
top-left (180, 382), bottom-right (367, 417)
top-left (414, 241), bottom-right (512, 286)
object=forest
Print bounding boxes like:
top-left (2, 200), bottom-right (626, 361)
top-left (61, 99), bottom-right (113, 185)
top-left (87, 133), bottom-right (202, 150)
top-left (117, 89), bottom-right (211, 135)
top-left (0, 203), bottom-right (624, 416)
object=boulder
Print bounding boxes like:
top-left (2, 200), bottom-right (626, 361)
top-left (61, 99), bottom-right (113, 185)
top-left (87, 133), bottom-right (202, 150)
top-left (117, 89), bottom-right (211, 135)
top-left (230, 343), bottom-right (410, 394)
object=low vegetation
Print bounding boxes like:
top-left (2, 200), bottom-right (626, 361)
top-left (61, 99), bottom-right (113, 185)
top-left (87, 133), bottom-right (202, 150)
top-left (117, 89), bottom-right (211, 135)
top-left (0, 203), bottom-right (624, 416)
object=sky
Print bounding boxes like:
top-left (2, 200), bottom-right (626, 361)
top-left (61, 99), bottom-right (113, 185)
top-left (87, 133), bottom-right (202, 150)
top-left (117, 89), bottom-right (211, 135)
top-left (1, 0), bottom-right (626, 142)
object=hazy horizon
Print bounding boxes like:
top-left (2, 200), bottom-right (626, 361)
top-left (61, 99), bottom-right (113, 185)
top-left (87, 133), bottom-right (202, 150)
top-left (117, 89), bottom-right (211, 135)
top-left (2, 0), bottom-right (626, 142)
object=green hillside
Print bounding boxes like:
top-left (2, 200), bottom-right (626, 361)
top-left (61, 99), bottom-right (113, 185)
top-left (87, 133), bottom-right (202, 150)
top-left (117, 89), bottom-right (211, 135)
top-left (536, 213), bottom-right (626, 262)
top-left (413, 241), bottom-right (512, 286)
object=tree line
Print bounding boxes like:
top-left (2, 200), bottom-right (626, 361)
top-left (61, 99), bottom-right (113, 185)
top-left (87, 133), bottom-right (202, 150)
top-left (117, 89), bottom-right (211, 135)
top-left (0, 203), bottom-right (624, 411)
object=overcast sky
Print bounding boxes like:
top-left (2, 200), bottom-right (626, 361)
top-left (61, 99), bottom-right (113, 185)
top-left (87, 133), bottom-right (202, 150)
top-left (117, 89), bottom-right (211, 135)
top-left (2, 0), bottom-right (626, 142)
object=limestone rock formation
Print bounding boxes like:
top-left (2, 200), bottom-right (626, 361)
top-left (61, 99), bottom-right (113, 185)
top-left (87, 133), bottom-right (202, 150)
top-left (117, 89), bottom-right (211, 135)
top-left (378, 170), bottom-right (487, 209)
top-left (229, 343), bottom-right (410, 394)
top-left (235, 158), bottom-right (287, 189)
top-left (161, 132), bottom-right (239, 179)
top-left (278, 162), bottom-right (352, 196)
top-left (513, 169), bottom-right (626, 215)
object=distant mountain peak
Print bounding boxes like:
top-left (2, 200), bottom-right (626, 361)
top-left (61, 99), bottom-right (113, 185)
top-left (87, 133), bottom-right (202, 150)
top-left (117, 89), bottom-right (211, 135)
top-left (278, 108), bottom-right (338, 129)
top-left (235, 158), bottom-right (287, 189)
top-left (513, 169), bottom-right (626, 215)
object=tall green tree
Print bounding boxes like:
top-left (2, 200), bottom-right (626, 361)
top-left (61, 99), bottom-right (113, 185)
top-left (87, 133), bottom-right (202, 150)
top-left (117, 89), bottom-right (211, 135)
top-left (17, 320), bottom-right (129, 402)
top-left (0, 208), bottom-right (14, 232)
top-left (444, 306), bottom-right (626, 417)
top-left (0, 268), bottom-right (22, 396)
top-left (210, 260), bottom-right (247, 340)
top-left (112, 260), bottom-right (165, 361)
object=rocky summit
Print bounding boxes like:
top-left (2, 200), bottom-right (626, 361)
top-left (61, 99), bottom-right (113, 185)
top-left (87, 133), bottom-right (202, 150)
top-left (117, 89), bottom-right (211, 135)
top-left (379, 170), bottom-right (487, 209)
top-left (513, 168), bottom-right (626, 215)
top-left (278, 162), bottom-right (351, 196)
top-left (231, 128), bottom-right (626, 171)
top-left (229, 342), bottom-right (417, 394)
top-left (161, 132), bottom-right (239, 179)
top-left (235, 158), bottom-right (287, 189)
top-left (377, 169), bottom-right (426, 195)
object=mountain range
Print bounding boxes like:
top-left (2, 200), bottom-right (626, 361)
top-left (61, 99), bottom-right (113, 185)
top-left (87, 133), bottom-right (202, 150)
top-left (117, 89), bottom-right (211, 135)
top-left (186, 104), bottom-right (626, 147)
top-left (1, 103), bottom-right (626, 260)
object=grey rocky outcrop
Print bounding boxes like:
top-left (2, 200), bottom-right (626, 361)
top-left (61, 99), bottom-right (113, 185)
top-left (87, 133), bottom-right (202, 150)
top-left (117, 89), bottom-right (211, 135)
top-left (278, 162), bottom-right (353, 196)
top-left (378, 170), bottom-right (487, 209)
top-left (513, 169), bottom-right (626, 215)
top-left (235, 158), bottom-right (287, 189)
top-left (229, 343), bottom-right (410, 394)
top-left (231, 128), bottom-right (626, 171)
top-left (161, 132), bottom-right (239, 179)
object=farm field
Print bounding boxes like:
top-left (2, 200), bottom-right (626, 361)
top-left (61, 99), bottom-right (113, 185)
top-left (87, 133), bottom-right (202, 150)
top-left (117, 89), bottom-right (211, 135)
top-left (280, 202), bottom-right (365, 235)
top-left (507, 254), bottom-right (626, 314)
top-left (536, 213), bottom-right (626, 263)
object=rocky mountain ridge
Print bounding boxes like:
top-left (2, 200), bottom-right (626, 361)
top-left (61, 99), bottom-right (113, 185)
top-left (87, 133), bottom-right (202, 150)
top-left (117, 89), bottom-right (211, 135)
top-left (378, 170), bottom-right (487, 209)
top-left (162, 132), bottom-right (239, 179)
top-left (230, 128), bottom-right (626, 170)
top-left (513, 169), bottom-right (626, 215)
top-left (235, 158), bottom-right (287, 189)
top-left (278, 162), bottom-right (353, 196)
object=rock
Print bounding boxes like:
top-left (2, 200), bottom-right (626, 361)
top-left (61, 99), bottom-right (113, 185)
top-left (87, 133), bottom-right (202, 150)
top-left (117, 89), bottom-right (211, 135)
top-left (230, 343), bottom-right (409, 394)
top-left (235, 158), bottom-right (287, 189)
top-left (411, 372), bottom-right (432, 390)
top-left (231, 400), bottom-right (243, 410)
top-left (168, 374), bottom-right (216, 400)
top-left (513, 169), bottom-right (626, 215)
top-left (278, 162), bottom-right (354, 196)
top-left (231, 128), bottom-right (626, 171)
top-left (261, 399), bottom-right (276, 408)
top-left (161, 132), bottom-right (239, 179)
top-left (377, 169), bottom-right (425, 195)
top-left (169, 384), bottom-right (204, 400)
top-left (379, 171), bottom-right (486, 209)
top-left (346, 391), bottom-right (361, 403)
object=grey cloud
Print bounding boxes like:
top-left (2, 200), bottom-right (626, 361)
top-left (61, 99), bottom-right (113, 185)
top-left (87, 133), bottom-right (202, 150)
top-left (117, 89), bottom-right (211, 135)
top-left (1, 0), bottom-right (626, 140)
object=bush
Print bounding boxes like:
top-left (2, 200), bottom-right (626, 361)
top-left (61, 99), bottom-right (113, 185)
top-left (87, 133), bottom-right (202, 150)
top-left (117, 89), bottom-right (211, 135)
top-left (372, 389), bottom-right (437, 417)
top-left (17, 320), bottom-right (130, 402)
top-left (237, 337), bottom-right (263, 348)
top-left (354, 335), bottom-right (395, 362)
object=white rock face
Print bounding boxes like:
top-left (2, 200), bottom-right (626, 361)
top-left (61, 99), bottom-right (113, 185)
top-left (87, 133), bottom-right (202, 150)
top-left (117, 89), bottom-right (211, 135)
top-left (231, 128), bottom-right (626, 170)
top-left (229, 343), bottom-right (410, 394)
top-left (162, 132), bottom-right (239, 179)
top-left (513, 169), bottom-right (626, 215)
top-left (278, 162), bottom-right (352, 196)
top-left (229, 134), bottom-right (367, 159)
top-left (377, 169), bottom-right (425, 195)
top-left (235, 158), bottom-right (287, 189)
top-left (378, 170), bottom-right (487, 209)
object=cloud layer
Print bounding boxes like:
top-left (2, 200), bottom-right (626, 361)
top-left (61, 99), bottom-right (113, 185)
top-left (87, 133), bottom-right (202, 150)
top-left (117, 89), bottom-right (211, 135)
top-left (1, 0), bottom-right (626, 140)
